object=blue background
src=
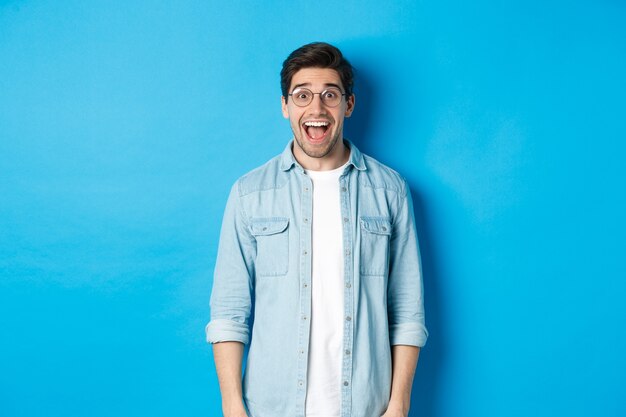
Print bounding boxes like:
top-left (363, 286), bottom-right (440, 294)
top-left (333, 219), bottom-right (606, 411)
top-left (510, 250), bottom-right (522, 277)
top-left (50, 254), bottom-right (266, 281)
top-left (1, 1), bottom-right (625, 416)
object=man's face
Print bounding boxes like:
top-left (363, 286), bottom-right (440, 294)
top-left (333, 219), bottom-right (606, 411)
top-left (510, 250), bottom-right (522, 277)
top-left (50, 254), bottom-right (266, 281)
top-left (281, 67), bottom-right (355, 160)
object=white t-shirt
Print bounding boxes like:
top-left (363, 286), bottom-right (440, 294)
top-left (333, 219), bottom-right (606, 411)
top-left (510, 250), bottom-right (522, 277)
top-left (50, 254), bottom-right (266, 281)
top-left (304, 162), bottom-right (348, 417)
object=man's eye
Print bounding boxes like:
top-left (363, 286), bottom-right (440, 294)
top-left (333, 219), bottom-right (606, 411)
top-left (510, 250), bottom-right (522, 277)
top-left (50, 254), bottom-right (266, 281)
top-left (324, 92), bottom-right (337, 99)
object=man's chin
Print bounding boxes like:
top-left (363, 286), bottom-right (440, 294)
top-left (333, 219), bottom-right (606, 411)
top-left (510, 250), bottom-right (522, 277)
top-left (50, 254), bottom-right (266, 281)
top-left (297, 137), bottom-right (336, 159)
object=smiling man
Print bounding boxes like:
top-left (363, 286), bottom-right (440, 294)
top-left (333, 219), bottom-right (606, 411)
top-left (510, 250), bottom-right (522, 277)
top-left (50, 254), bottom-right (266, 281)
top-left (206, 42), bottom-right (428, 417)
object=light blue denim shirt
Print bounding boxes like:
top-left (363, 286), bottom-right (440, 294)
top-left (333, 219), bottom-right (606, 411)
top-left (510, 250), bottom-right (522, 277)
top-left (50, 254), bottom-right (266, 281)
top-left (206, 140), bottom-right (427, 417)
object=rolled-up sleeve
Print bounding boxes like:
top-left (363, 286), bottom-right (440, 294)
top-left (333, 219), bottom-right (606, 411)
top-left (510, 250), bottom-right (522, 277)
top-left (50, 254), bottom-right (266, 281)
top-left (206, 181), bottom-right (256, 345)
top-left (387, 179), bottom-right (428, 347)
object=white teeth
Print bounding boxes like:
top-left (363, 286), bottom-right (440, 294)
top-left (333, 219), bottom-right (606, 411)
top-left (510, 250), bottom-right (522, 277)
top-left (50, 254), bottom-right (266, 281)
top-left (304, 121), bottom-right (329, 127)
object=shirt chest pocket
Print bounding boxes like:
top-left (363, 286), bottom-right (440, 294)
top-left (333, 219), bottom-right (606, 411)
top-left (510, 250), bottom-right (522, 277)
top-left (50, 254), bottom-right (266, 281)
top-left (359, 217), bottom-right (392, 276)
top-left (250, 217), bottom-right (290, 277)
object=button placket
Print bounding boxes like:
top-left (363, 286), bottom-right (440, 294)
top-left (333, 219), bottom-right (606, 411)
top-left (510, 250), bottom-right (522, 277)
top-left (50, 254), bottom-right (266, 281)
top-left (296, 174), bottom-right (313, 413)
top-left (338, 174), bottom-right (354, 415)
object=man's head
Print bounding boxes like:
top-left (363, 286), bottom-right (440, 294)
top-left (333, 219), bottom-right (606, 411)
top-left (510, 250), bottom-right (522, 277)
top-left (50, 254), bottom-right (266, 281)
top-left (281, 42), bottom-right (355, 166)
top-left (280, 42), bottom-right (354, 100)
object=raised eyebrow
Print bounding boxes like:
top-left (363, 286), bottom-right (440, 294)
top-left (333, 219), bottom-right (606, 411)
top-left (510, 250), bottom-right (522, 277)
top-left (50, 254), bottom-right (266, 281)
top-left (291, 83), bottom-right (343, 91)
top-left (324, 83), bottom-right (343, 90)
top-left (292, 83), bottom-right (311, 90)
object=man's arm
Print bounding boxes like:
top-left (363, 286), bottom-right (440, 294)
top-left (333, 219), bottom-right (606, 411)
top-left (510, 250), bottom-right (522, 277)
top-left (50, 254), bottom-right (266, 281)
top-left (206, 182), bottom-right (256, 415)
top-left (383, 345), bottom-right (421, 417)
top-left (213, 341), bottom-right (248, 417)
top-left (384, 179), bottom-right (428, 416)
top-left (387, 179), bottom-right (428, 347)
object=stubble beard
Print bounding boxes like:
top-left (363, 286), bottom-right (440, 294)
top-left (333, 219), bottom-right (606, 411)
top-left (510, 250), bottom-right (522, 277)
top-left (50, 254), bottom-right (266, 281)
top-left (293, 124), bottom-right (342, 159)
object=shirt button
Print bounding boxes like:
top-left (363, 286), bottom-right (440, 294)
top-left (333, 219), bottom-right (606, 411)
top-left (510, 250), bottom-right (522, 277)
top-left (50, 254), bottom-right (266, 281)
top-left (346, 316), bottom-right (352, 321)
top-left (345, 349), bottom-right (351, 355)
top-left (345, 249), bottom-right (350, 256)
top-left (341, 187), bottom-right (347, 192)
top-left (262, 227), bottom-right (267, 231)
top-left (299, 380), bottom-right (304, 386)
top-left (302, 315), bottom-right (307, 320)
top-left (304, 187), bottom-right (309, 192)
top-left (343, 217), bottom-right (349, 223)
top-left (382, 226), bottom-right (387, 231)
top-left (303, 250), bottom-right (308, 255)
top-left (345, 282), bottom-right (351, 288)
top-left (343, 381), bottom-right (349, 386)
top-left (303, 283), bottom-right (308, 288)
top-left (304, 218), bottom-right (308, 223)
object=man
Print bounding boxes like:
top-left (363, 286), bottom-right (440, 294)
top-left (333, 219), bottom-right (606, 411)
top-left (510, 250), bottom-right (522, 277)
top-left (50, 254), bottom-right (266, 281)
top-left (206, 42), bottom-right (427, 417)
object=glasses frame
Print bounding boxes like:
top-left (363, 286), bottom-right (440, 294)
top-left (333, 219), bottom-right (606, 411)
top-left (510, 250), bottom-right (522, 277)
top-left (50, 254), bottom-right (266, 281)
top-left (288, 87), bottom-right (347, 108)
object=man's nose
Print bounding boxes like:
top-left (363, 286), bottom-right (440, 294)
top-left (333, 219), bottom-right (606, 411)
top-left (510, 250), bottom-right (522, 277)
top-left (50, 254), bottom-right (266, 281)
top-left (309, 93), bottom-right (326, 113)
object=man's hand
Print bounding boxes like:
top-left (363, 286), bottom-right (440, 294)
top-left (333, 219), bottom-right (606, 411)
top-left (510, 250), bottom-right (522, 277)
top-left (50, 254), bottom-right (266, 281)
top-left (213, 342), bottom-right (248, 417)
top-left (380, 405), bottom-right (409, 417)
top-left (221, 399), bottom-right (248, 417)
top-left (381, 403), bottom-right (408, 417)
top-left (382, 345), bottom-right (420, 417)
top-left (222, 406), bottom-right (248, 417)
top-left (220, 395), bottom-right (249, 417)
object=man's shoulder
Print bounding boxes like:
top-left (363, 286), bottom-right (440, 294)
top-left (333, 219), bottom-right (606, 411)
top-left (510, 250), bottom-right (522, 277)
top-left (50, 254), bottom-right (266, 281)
top-left (229, 145), bottom-right (409, 197)
top-left (233, 152), bottom-right (287, 197)
top-left (360, 153), bottom-right (407, 195)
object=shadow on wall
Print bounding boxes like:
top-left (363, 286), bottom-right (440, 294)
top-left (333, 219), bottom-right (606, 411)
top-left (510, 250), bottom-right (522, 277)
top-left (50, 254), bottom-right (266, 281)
top-left (345, 58), bottom-right (446, 417)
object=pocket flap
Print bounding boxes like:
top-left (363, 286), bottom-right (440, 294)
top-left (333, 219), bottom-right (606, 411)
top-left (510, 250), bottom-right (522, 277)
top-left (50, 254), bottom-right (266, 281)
top-left (250, 217), bottom-right (290, 236)
top-left (360, 217), bottom-right (392, 235)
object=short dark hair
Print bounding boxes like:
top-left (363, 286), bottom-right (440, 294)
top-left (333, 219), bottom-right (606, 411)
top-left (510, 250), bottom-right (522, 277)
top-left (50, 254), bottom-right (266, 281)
top-left (280, 42), bottom-right (354, 100)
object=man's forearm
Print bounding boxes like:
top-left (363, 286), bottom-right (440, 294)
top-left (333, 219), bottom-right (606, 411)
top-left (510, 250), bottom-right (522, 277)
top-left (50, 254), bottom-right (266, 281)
top-left (213, 341), bottom-right (247, 416)
top-left (387, 345), bottom-right (421, 414)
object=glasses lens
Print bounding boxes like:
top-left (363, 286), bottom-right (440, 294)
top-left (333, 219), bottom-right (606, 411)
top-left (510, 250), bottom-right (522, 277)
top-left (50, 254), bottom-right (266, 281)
top-left (291, 88), bottom-right (312, 106)
top-left (321, 88), bottom-right (342, 107)
top-left (290, 87), bottom-right (344, 107)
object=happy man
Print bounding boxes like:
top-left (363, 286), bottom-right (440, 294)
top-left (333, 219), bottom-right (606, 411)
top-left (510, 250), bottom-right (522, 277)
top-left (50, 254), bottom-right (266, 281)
top-left (206, 42), bottom-right (427, 417)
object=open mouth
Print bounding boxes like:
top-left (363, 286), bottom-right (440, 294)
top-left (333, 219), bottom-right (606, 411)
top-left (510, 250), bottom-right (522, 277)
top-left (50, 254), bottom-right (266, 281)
top-left (303, 120), bottom-right (330, 143)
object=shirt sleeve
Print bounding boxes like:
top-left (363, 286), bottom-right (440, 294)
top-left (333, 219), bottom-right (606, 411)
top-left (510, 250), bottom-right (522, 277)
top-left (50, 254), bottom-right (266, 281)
top-left (205, 181), bottom-right (256, 345)
top-left (387, 179), bottom-right (428, 347)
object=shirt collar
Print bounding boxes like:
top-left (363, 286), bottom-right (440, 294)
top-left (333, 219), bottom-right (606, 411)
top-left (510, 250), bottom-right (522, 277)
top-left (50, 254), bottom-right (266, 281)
top-left (279, 139), bottom-right (367, 172)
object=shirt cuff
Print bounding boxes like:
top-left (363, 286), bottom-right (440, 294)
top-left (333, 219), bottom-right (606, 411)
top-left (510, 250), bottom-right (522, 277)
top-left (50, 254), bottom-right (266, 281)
top-left (390, 322), bottom-right (428, 347)
top-left (205, 318), bottom-right (250, 345)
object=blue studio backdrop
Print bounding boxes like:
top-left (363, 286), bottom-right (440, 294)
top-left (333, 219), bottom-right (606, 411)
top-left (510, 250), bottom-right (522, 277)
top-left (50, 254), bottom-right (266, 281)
top-left (1, 1), bottom-right (625, 416)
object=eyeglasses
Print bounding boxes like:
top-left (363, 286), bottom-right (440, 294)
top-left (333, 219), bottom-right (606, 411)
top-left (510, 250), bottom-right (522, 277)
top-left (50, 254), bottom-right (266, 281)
top-left (288, 87), bottom-right (346, 107)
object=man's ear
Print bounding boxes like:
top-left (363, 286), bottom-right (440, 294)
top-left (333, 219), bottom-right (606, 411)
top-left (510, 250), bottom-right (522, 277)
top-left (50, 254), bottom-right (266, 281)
top-left (345, 94), bottom-right (356, 118)
top-left (281, 96), bottom-right (289, 119)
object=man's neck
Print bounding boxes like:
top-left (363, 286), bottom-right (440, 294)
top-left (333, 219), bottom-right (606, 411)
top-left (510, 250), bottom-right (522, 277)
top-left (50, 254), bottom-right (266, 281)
top-left (292, 139), bottom-right (350, 171)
